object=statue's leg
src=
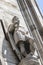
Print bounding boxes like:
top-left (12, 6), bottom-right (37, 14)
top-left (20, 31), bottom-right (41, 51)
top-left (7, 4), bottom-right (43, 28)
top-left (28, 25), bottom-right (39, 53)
top-left (30, 42), bottom-right (35, 55)
top-left (24, 41), bottom-right (31, 54)
top-left (19, 42), bottom-right (27, 57)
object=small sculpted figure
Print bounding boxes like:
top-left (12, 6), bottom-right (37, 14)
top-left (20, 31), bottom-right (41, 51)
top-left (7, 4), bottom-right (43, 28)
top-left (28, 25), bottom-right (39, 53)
top-left (8, 16), bottom-right (35, 57)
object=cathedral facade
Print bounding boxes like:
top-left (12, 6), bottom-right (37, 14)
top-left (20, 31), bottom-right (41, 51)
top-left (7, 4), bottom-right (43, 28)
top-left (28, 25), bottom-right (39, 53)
top-left (0, 0), bottom-right (43, 65)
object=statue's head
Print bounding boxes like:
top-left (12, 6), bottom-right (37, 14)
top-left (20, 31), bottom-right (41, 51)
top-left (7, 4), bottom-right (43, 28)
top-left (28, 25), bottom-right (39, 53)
top-left (12, 16), bottom-right (19, 28)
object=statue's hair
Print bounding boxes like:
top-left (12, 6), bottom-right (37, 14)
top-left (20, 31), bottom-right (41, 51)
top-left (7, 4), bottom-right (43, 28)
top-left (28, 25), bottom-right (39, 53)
top-left (12, 16), bottom-right (19, 23)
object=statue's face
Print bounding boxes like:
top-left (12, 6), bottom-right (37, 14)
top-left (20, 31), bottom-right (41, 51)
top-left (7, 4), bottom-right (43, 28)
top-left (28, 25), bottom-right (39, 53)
top-left (14, 20), bottom-right (19, 28)
top-left (12, 16), bottom-right (19, 29)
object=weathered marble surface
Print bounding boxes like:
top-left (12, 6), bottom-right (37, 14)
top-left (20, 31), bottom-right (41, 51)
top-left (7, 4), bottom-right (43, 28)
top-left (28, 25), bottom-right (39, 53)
top-left (0, 0), bottom-right (28, 31)
top-left (0, 22), bottom-right (19, 65)
top-left (0, 0), bottom-right (20, 65)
